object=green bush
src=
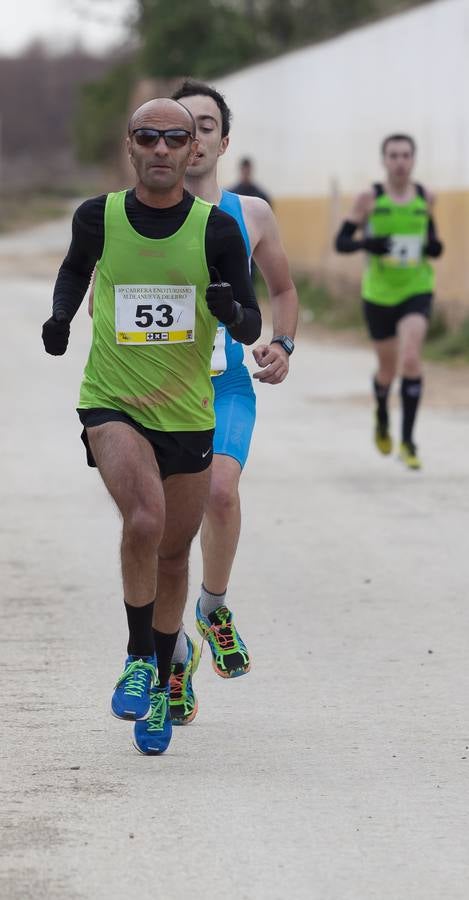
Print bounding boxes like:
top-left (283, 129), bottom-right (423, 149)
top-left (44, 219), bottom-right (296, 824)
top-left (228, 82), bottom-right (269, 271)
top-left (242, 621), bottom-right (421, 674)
top-left (294, 275), bottom-right (364, 331)
top-left (426, 305), bottom-right (447, 341)
top-left (425, 317), bottom-right (469, 362)
top-left (75, 60), bottom-right (136, 165)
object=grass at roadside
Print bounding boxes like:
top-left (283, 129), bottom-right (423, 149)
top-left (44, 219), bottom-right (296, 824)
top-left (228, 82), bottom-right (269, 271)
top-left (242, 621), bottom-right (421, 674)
top-left (0, 186), bottom-right (102, 234)
top-left (424, 316), bottom-right (469, 362)
top-left (289, 275), bottom-right (469, 364)
top-left (0, 192), bottom-right (72, 234)
top-left (292, 276), bottom-right (365, 332)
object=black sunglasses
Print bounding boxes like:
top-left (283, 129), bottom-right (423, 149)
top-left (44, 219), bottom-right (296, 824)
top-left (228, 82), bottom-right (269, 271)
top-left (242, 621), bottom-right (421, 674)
top-left (131, 128), bottom-right (194, 149)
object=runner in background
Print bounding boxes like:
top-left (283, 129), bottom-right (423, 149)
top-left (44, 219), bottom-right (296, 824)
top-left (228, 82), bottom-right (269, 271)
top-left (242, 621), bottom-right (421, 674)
top-left (168, 79), bottom-right (298, 724)
top-left (335, 134), bottom-right (444, 469)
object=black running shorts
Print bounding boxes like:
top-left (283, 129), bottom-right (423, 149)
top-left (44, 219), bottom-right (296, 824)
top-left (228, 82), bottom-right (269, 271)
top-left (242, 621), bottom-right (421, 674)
top-left (77, 408), bottom-right (214, 479)
top-left (362, 293), bottom-right (433, 341)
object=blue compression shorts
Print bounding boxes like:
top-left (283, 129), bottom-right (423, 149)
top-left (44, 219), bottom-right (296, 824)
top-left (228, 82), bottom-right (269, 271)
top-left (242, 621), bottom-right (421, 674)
top-left (212, 364), bottom-right (256, 468)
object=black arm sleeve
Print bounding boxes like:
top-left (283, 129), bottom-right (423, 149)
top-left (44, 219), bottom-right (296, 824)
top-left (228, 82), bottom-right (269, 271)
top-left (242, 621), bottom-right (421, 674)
top-left (52, 196), bottom-right (106, 321)
top-left (424, 216), bottom-right (444, 258)
top-left (206, 208), bottom-right (261, 344)
top-left (335, 220), bottom-right (365, 254)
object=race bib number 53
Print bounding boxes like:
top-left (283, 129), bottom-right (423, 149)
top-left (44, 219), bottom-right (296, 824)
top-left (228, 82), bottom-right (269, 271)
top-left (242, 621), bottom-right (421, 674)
top-left (115, 284), bottom-right (196, 344)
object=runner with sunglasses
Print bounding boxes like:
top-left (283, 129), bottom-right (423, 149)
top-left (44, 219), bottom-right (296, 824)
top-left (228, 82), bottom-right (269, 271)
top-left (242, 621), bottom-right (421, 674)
top-left (41, 98), bottom-right (261, 755)
top-left (335, 134), bottom-right (443, 470)
top-left (166, 80), bottom-right (298, 725)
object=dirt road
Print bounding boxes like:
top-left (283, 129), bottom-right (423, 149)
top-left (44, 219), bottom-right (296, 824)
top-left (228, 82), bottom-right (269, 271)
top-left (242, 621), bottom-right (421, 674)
top-left (1, 217), bottom-right (469, 899)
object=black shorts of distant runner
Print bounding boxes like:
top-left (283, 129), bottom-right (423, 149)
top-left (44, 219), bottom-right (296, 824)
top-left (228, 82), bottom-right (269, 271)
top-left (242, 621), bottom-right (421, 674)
top-left (362, 293), bottom-right (433, 341)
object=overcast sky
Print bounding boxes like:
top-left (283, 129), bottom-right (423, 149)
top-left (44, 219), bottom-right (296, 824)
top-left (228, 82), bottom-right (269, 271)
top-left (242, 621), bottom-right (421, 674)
top-left (0, 0), bottom-right (136, 55)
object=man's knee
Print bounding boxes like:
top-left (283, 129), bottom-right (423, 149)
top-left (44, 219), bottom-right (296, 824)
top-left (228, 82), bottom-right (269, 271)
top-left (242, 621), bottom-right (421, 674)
top-left (401, 349), bottom-right (421, 376)
top-left (124, 506), bottom-right (163, 549)
top-left (158, 543), bottom-right (192, 577)
top-left (207, 476), bottom-right (239, 522)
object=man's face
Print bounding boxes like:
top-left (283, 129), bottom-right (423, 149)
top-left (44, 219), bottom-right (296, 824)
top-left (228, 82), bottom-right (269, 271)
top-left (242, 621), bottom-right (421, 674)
top-left (177, 95), bottom-right (228, 177)
top-left (127, 104), bottom-right (198, 192)
top-left (382, 140), bottom-right (415, 182)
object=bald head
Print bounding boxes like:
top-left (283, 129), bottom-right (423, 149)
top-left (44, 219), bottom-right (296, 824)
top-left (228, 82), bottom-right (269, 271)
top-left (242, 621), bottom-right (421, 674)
top-left (126, 97), bottom-right (199, 203)
top-left (129, 98), bottom-right (195, 136)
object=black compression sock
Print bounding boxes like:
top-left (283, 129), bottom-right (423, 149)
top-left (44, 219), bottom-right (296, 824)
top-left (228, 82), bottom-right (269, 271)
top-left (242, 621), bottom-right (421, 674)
top-left (373, 377), bottom-right (391, 426)
top-left (152, 628), bottom-right (180, 687)
top-left (124, 600), bottom-right (155, 658)
top-left (401, 376), bottom-right (423, 443)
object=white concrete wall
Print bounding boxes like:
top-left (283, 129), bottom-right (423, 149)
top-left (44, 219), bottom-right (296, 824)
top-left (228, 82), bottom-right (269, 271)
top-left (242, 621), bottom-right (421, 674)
top-left (217, 0), bottom-right (469, 197)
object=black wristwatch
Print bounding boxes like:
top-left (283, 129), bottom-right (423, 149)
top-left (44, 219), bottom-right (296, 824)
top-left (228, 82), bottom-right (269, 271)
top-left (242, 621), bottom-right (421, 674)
top-left (271, 335), bottom-right (295, 356)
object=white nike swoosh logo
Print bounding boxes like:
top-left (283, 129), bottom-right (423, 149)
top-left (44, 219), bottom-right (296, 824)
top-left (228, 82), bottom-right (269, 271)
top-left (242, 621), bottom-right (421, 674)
top-left (202, 448), bottom-right (211, 458)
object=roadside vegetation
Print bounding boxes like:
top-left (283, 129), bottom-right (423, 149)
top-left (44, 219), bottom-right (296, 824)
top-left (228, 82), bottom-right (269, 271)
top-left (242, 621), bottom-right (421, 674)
top-left (76, 0), bottom-right (430, 166)
top-left (0, 191), bottom-right (72, 234)
top-left (0, 185), bottom-right (104, 234)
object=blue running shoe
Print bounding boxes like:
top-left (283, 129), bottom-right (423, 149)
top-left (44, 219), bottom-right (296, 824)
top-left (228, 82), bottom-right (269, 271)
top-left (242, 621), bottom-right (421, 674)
top-left (170, 634), bottom-right (200, 725)
top-left (196, 600), bottom-right (250, 679)
top-left (111, 655), bottom-right (157, 721)
top-left (133, 685), bottom-right (172, 755)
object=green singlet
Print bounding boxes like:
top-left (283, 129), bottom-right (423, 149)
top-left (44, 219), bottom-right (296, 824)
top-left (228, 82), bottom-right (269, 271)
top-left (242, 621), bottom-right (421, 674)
top-left (362, 185), bottom-right (434, 306)
top-left (78, 191), bottom-right (217, 432)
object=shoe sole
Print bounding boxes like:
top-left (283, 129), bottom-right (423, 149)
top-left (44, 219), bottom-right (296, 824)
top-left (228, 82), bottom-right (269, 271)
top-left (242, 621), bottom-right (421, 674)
top-left (398, 455), bottom-right (422, 470)
top-left (132, 738), bottom-right (168, 755)
top-left (192, 640), bottom-right (201, 674)
top-left (196, 620), bottom-right (251, 679)
top-left (211, 659), bottom-right (251, 679)
top-left (110, 706), bottom-right (151, 721)
top-left (376, 443), bottom-right (392, 455)
top-left (171, 699), bottom-right (199, 726)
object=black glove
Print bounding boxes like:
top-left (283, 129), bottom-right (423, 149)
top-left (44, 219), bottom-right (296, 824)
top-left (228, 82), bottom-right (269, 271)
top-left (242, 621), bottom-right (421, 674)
top-left (42, 311), bottom-right (70, 355)
top-left (423, 238), bottom-right (443, 258)
top-left (361, 236), bottom-right (391, 255)
top-left (206, 267), bottom-right (238, 325)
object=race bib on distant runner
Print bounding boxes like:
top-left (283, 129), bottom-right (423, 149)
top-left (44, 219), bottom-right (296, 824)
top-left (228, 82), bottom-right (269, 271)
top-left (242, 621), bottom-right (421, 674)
top-left (385, 235), bottom-right (423, 268)
top-left (210, 326), bottom-right (227, 376)
top-left (115, 284), bottom-right (196, 344)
